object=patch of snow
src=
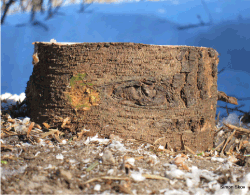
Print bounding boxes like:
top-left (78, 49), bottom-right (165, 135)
top-left (61, 140), bottom-right (67, 144)
top-left (125, 158), bottom-right (135, 166)
top-left (107, 169), bottom-right (114, 175)
top-left (211, 157), bottom-right (226, 163)
top-left (82, 158), bottom-right (91, 163)
top-left (22, 117), bottom-right (30, 125)
top-left (84, 134), bottom-right (110, 144)
top-left (69, 159), bottom-right (76, 164)
top-left (160, 189), bottom-right (189, 195)
top-left (222, 113), bottom-right (240, 125)
top-left (56, 154), bottom-right (64, 160)
top-left (94, 184), bottom-right (101, 191)
top-left (44, 164), bottom-right (53, 169)
top-left (165, 169), bottom-right (185, 179)
top-left (109, 140), bottom-right (126, 152)
top-left (130, 171), bottom-right (145, 182)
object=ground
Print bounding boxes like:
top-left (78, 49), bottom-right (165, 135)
top-left (1, 127), bottom-right (250, 195)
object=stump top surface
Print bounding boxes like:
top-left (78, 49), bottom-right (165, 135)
top-left (32, 41), bottom-right (216, 50)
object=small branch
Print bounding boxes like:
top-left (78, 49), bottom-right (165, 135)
top-left (184, 145), bottom-right (196, 155)
top-left (32, 20), bottom-right (49, 31)
top-left (1, 0), bottom-right (15, 24)
top-left (45, 0), bottom-right (64, 20)
top-left (217, 104), bottom-right (247, 114)
top-left (40, 0), bottom-right (44, 14)
top-left (201, 0), bottom-right (213, 24)
top-left (223, 123), bottom-right (250, 134)
top-left (178, 22), bottom-right (210, 30)
top-left (220, 129), bottom-right (236, 155)
top-left (211, 140), bottom-right (225, 153)
top-left (218, 67), bottom-right (226, 74)
top-left (218, 91), bottom-right (238, 105)
top-left (19, 0), bottom-right (25, 12)
top-left (83, 176), bottom-right (130, 185)
top-left (234, 97), bottom-right (250, 101)
top-left (79, 0), bottom-right (92, 13)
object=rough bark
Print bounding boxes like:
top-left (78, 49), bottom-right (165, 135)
top-left (26, 42), bottom-right (220, 152)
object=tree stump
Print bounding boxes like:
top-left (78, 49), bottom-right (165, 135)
top-left (26, 42), bottom-right (219, 152)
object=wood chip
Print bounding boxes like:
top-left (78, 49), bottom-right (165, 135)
top-left (43, 122), bottom-right (50, 129)
top-left (27, 122), bottom-right (35, 137)
top-left (77, 129), bottom-right (87, 140)
top-left (141, 174), bottom-right (169, 181)
top-left (34, 124), bottom-right (42, 129)
top-left (40, 129), bottom-right (58, 139)
top-left (7, 118), bottom-right (15, 123)
top-left (61, 117), bottom-right (70, 128)
top-left (53, 134), bottom-right (62, 143)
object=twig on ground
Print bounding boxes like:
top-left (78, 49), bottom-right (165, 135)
top-left (211, 140), bottom-right (225, 154)
top-left (184, 145), bottom-right (196, 155)
top-left (83, 176), bottom-right (131, 185)
top-left (223, 123), bottom-right (250, 134)
top-left (220, 130), bottom-right (236, 155)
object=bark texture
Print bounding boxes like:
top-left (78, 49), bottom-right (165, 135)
top-left (26, 42), bottom-right (219, 152)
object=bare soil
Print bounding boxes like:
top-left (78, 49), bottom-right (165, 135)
top-left (1, 132), bottom-right (250, 195)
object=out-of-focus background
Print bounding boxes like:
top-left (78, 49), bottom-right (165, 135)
top-left (1, 0), bottom-right (250, 118)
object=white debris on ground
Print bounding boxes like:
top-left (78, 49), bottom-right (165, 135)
top-left (130, 171), bottom-right (146, 182)
top-left (56, 154), bottom-right (64, 160)
top-left (217, 112), bottom-right (250, 129)
top-left (1, 92), bottom-right (26, 110)
top-left (1, 92), bottom-right (250, 194)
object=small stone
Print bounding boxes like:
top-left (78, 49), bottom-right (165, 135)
top-left (56, 169), bottom-right (72, 182)
top-left (102, 150), bottom-right (115, 165)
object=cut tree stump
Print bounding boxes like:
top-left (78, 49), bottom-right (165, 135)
top-left (26, 42), bottom-right (220, 152)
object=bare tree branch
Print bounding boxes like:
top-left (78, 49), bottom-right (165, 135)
top-left (234, 97), bottom-right (250, 101)
top-left (79, 0), bottom-right (92, 13)
top-left (30, 1), bottom-right (35, 22)
top-left (201, 0), bottom-right (213, 24)
top-left (218, 67), bottom-right (226, 74)
top-left (218, 91), bottom-right (238, 105)
top-left (32, 20), bottom-right (48, 31)
top-left (30, 0), bottom-right (44, 22)
top-left (19, 0), bottom-right (25, 12)
top-left (177, 21), bottom-right (211, 30)
top-left (45, 0), bottom-right (64, 20)
top-left (1, 0), bottom-right (16, 24)
top-left (217, 104), bottom-right (247, 114)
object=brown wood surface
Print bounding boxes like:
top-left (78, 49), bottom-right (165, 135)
top-left (26, 42), bottom-right (220, 152)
